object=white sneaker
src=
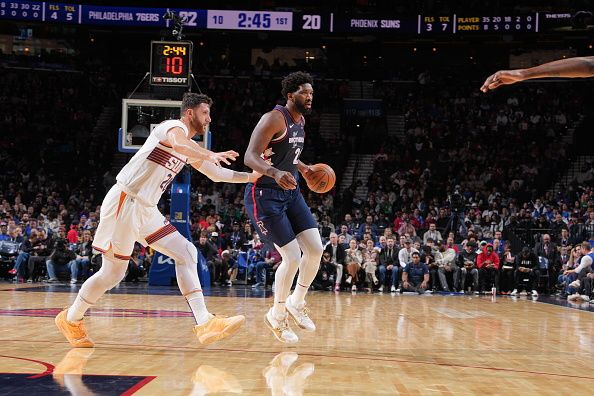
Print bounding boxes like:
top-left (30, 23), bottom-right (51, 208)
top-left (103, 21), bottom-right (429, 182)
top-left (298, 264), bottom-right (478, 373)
top-left (510, 289), bottom-right (518, 296)
top-left (395, 288), bottom-right (401, 293)
top-left (580, 295), bottom-right (590, 302)
top-left (262, 352), bottom-right (314, 396)
top-left (265, 309), bottom-right (298, 344)
top-left (227, 280), bottom-right (233, 286)
top-left (378, 285), bottom-right (384, 292)
top-left (531, 290), bottom-right (539, 297)
top-left (285, 295), bottom-right (315, 332)
top-left (263, 352), bottom-right (299, 389)
top-left (345, 276), bottom-right (352, 285)
top-left (284, 362), bottom-right (315, 393)
top-left (351, 285), bottom-right (357, 292)
top-left (390, 285), bottom-right (396, 293)
top-left (569, 279), bottom-right (581, 289)
top-left (567, 293), bottom-right (581, 301)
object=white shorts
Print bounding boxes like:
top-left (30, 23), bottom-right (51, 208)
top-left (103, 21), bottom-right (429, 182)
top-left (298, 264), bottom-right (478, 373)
top-left (92, 184), bottom-right (177, 259)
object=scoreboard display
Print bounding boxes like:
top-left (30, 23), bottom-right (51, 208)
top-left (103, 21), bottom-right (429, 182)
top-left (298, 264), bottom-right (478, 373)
top-left (150, 41), bottom-right (193, 87)
top-left (0, 1), bottom-right (570, 35)
top-left (206, 10), bottom-right (292, 31)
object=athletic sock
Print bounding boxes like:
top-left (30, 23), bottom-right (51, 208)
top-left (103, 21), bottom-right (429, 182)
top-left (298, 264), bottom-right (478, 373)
top-left (290, 283), bottom-right (309, 307)
top-left (67, 295), bottom-right (92, 322)
top-left (272, 300), bottom-right (287, 319)
top-left (186, 291), bottom-right (211, 325)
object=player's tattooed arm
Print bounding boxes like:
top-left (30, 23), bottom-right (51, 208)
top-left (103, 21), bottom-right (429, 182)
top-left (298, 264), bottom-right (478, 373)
top-left (244, 111), bottom-right (297, 190)
top-left (167, 127), bottom-right (238, 166)
top-left (481, 56), bottom-right (594, 92)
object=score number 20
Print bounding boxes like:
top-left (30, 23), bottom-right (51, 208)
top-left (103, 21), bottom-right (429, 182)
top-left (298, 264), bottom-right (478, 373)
top-left (302, 14), bottom-right (321, 30)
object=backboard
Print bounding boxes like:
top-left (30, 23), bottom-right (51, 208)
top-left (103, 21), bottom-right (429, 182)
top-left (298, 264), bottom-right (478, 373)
top-left (119, 98), bottom-right (209, 153)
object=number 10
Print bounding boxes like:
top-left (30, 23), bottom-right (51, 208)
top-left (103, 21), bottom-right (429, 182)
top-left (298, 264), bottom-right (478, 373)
top-left (166, 57), bottom-right (183, 75)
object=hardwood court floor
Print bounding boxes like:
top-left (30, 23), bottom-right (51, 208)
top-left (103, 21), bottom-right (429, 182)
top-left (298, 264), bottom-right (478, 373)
top-left (0, 283), bottom-right (593, 395)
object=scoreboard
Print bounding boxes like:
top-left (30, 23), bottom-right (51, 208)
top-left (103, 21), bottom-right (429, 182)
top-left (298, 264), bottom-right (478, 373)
top-left (0, 1), bottom-right (574, 35)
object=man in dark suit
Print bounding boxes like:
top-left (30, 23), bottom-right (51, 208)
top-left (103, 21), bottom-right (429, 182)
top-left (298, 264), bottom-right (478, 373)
top-left (324, 233), bottom-right (345, 292)
top-left (378, 236), bottom-right (399, 292)
top-left (533, 233), bottom-right (559, 292)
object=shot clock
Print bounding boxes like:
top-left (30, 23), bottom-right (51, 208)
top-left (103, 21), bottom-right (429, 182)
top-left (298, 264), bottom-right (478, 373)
top-left (150, 41), bottom-right (193, 87)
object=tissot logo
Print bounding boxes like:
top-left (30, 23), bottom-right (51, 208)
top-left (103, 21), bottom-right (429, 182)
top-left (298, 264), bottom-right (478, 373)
top-left (152, 77), bottom-right (188, 83)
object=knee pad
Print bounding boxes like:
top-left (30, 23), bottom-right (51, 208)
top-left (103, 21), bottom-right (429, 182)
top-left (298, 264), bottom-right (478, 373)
top-left (174, 240), bottom-right (198, 266)
top-left (95, 260), bottom-right (128, 290)
top-left (285, 248), bottom-right (302, 264)
top-left (307, 241), bottom-right (324, 258)
top-left (297, 229), bottom-right (323, 258)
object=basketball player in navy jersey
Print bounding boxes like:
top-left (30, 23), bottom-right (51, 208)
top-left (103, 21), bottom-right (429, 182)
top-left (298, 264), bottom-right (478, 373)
top-left (244, 72), bottom-right (324, 343)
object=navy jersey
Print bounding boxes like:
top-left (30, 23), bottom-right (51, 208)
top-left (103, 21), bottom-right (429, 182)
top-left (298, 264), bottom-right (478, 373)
top-left (257, 105), bottom-right (305, 189)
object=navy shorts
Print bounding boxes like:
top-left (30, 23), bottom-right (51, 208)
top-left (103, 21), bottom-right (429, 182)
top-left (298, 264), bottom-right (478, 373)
top-left (244, 183), bottom-right (318, 248)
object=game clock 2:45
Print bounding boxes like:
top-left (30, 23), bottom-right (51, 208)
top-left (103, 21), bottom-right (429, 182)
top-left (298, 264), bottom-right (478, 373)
top-left (207, 10), bottom-right (292, 31)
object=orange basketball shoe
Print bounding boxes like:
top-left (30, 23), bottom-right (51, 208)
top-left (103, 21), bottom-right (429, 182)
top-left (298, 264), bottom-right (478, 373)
top-left (193, 314), bottom-right (246, 345)
top-left (55, 308), bottom-right (95, 348)
top-left (192, 365), bottom-right (242, 394)
top-left (52, 348), bottom-right (95, 386)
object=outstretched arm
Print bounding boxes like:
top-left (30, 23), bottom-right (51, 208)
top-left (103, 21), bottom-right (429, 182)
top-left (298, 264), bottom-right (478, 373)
top-left (167, 127), bottom-right (238, 166)
top-left (480, 56), bottom-right (594, 92)
top-left (188, 159), bottom-right (260, 184)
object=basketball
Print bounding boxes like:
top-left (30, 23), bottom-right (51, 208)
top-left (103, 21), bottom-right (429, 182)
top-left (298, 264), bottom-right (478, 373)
top-left (304, 163), bottom-right (336, 193)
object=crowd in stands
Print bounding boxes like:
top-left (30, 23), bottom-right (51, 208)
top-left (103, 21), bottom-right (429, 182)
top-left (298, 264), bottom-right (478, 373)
top-left (1, 52), bottom-right (593, 303)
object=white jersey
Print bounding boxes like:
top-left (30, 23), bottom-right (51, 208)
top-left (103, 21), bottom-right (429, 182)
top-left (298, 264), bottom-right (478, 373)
top-left (116, 120), bottom-right (189, 206)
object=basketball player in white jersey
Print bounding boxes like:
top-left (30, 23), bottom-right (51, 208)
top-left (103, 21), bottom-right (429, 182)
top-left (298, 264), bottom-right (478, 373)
top-left (56, 93), bottom-right (259, 347)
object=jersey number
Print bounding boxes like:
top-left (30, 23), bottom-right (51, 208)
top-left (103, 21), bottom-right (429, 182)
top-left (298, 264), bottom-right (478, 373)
top-left (160, 173), bottom-right (173, 192)
top-left (292, 148), bottom-right (302, 165)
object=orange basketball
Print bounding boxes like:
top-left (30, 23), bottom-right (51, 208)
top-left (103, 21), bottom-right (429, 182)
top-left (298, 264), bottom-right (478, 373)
top-left (304, 163), bottom-right (336, 194)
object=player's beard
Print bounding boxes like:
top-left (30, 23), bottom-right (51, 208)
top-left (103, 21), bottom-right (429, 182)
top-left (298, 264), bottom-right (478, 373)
top-left (294, 99), bottom-right (311, 115)
top-left (191, 115), bottom-right (208, 134)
